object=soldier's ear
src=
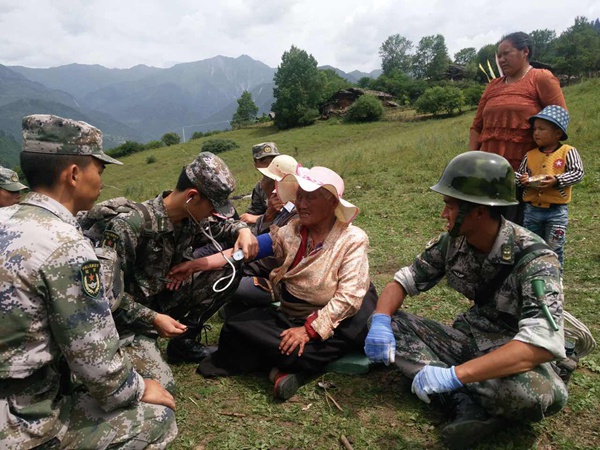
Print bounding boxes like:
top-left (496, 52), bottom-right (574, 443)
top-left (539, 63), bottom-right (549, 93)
top-left (65, 164), bottom-right (79, 187)
top-left (186, 189), bottom-right (199, 203)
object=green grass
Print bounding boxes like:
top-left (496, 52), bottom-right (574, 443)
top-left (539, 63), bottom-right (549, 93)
top-left (101, 79), bottom-right (600, 450)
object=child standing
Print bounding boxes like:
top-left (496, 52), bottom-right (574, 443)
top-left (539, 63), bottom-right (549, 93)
top-left (516, 105), bottom-right (584, 269)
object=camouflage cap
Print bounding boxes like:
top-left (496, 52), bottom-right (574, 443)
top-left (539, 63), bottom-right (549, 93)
top-left (252, 142), bottom-right (280, 160)
top-left (185, 152), bottom-right (236, 216)
top-left (0, 166), bottom-right (27, 192)
top-left (21, 114), bottom-right (123, 165)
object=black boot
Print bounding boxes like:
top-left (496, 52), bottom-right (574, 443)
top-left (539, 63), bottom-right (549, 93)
top-left (166, 327), bottom-right (216, 364)
top-left (440, 392), bottom-right (506, 449)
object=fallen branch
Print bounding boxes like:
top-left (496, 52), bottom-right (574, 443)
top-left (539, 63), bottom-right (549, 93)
top-left (340, 434), bottom-right (354, 450)
top-left (325, 391), bottom-right (343, 413)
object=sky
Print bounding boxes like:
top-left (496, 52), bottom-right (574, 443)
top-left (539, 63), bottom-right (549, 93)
top-left (0, 0), bottom-right (599, 73)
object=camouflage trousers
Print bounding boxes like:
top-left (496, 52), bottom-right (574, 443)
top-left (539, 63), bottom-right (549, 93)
top-left (56, 389), bottom-right (176, 449)
top-left (120, 334), bottom-right (175, 394)
top-left (391, 311), bottom-right (568, 422)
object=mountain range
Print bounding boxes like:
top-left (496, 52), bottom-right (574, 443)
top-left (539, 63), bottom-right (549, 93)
top-left (0, 55), bottom-right (379, 167)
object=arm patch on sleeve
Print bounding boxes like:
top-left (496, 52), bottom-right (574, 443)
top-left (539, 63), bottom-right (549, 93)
top-left (80, 260), bottom-right (101, 298)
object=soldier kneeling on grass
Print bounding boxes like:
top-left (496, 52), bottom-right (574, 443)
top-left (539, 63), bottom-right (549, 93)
top-left (365, 152), bottom-right (572, 449)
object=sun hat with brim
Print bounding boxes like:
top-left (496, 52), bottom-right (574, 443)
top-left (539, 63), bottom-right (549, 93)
top-left (529, 105), bottom-right (569, 141)
top-left (0, 167), bottom-right (27, 192)
top-left (257, 155), bottom-right (301, 181)
top-left (21, 114), bottom-right (122, 165)
top-left (276, 166), bottom-right (359, 223)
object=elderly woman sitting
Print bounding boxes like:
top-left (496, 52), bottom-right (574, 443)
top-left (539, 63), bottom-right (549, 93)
top-left (194, 166), bottom-right (376, 399)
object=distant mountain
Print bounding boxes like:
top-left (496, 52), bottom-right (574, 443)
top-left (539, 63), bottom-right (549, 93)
top-left (0, 129), bottom-right (20, 168)
top-left (10, 63), bottom-right (161, 100)
top-left (6, 57), bottom-right (379, 144)
top-left (318, 65), bottom-right (381, 84)
top-left (0, 64), bottom-right (143, 165)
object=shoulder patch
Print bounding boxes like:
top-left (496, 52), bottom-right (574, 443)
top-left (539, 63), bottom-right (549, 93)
top-left (426, 234), bottom-right (442, 250)
top-left (80, 260), bottom-right (101, 298)
top-left (101, 230), bottom-right (120, 248)
top-left (501, 243), bottom-right (513, 262)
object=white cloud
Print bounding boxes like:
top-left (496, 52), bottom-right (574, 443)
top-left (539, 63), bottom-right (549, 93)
top-left (0, 0), bottom-right (598, 71)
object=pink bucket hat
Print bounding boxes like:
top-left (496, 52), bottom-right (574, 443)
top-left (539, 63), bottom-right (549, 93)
top-left (277, 166), bottom-right (359, 223)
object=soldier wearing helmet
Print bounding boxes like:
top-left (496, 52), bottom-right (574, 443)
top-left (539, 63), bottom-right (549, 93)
top-left (365, 152), bottom-right (568, 448)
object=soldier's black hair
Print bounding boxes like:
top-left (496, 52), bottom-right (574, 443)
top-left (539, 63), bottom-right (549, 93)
top-left (175, 166), bottom-right (195, 192)
top-left (501, 32), bottom-right (533, 61)
top-left (20, 152), bottom-right (94, 190)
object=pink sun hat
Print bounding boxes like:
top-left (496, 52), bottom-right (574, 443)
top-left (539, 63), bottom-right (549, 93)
top-left (276, 166), bottom-right (359, 223)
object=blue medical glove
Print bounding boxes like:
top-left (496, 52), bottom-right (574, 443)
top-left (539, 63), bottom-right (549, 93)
top-left (411, 365), bottom-right (463, 404)
top-left (364, 313), bottom-right (396, 366)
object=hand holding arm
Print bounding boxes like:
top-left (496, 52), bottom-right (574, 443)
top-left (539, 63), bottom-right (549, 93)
top-left (234, 228), bottom-right (258, 260)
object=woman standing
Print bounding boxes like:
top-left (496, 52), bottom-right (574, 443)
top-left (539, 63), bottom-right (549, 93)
top-left (470, 32), bottom-right (567, 171)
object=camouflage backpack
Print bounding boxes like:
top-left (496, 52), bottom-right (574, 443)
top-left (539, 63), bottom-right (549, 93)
top-left (77, 196), bottom-right (155, 262)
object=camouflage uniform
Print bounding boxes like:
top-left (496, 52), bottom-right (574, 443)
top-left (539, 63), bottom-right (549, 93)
top-left (0, 166), bottom-right (28, 207)
top-left (0, 192), bottom-right (176, 449)
top-left (391, 218), bottom-right (568, 421)
top-left (246, 180), bottom-right (268, 215)
top-left (105, 190), bottom-right (247, 322)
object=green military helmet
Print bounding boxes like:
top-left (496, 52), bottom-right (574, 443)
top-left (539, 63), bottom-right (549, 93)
top-left (430, 152), bottom-right (518, 206)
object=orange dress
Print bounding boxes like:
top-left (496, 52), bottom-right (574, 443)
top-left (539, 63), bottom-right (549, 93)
top-left (470, 69), bottom-right (566, 170)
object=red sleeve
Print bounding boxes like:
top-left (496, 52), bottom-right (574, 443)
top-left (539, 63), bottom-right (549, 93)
top-left (535, 70), bottom-right (567, 110)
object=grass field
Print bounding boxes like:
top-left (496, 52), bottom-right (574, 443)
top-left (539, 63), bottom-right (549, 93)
top-left (100, 79), bottom-right (600, 449)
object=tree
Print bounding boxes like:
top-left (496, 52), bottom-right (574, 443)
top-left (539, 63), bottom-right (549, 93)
top-left (553, 16), bottom-right (600, 80)
top-left (379, 34), bottom-right (413, 76)
top-left (344, 95), bottom-right (384, 123)
top-left (190, 131), bottom-right (204, 140)
top-left (475, 44), bottom-right (500, 82)
top-left (320, 69), bottom-right (352, 102)
top-left (454, 47), bottom-right (477, 65)
top-left (161, 132), bottom-right (181, 146)
top-left (412, 34), bottom-right (451, 80)
top-left (414, 86), bottom-right (465, 116)
top-left (357, 77), bottom-right (373, 88)
top-left (231, 91), bottom-right (259, 128)
top-left (530, 29), bottom-right (557, 62)
top-left (272, 46), bottom-right (324, 129)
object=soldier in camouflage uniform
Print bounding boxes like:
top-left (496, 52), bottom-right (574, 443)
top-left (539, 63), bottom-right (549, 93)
top-left (239, 142), bottom-right (281, 226)
top-left (0, 166), bottom-right (28, 207)
top-left (102, 152), bottom-right (258, 365)
top-left (0, 115), bottom-right (176, 449)
top-left (365, 152), bottom-right (568, 449)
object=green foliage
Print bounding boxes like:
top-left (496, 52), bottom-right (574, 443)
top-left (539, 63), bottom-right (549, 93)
top-left (201, 138), bottom-right (239, 154)
top-left (530, 29), bottom-right (557, 62)
top-left (0, 130), bottom-right (20, 168)
top-left (256, 113), bottom-right (272, 123)
top-left (379, 34), bottom-right (413, 75)
top-left (320, 69), bottom-right (352, 102)
top-left (553, 16), bottom-right (600, 80)
top-left (370, 70), bottom-right (427, 104)
top-left (107, 140), bottom-right (145, 158)
top-left (462, 83), bottom-right (485, 107)
top-left (357, 77), bottom-right (373, 88)
top-left (146, 155), bottom-right (157, 164)
top-left (189, 131), bottom-right (204, 140)
top-left (145, 140), bottom-right (164, 150)
top-left (272, 46), bottom-right (324, 129)
top-left (454, 47), bottom-right (477, 65)
top-left (412, 34), bottom-right (452, 80)
top-left (414, 86), bottom-right (465, 116)
top-left (231, 90), bottom-right (259, 128)
top-left (344, 94), bottom-right (384, 123)
top-left (161, 132), bottom-right (181, 146)
top-left (203, 130), bottom-right (222, 137)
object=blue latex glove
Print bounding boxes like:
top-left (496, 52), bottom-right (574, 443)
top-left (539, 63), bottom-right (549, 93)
top-left (411, 365), bottom-right (463, 404)
top-left (364, 313), bottom-right (396, 365)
